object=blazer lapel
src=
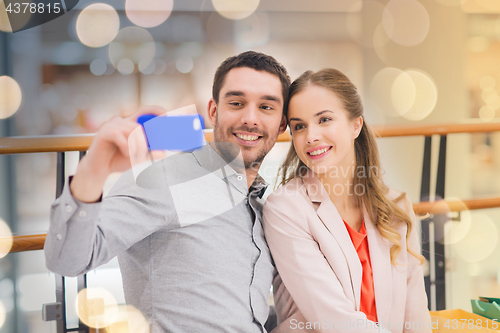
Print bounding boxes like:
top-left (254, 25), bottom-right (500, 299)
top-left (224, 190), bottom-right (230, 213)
top-left (363, 206), bottom-right (393, 324)
top-left (301, 170), bottom-right (362, 311)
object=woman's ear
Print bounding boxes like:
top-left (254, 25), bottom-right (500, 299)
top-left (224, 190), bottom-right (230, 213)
top-left (207, 98), bottom-right (217, 127)
top-left (353, 116), bottom-right (363, 139)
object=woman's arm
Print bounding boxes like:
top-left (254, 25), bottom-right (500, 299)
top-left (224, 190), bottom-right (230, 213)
top-left (263, 192), bottom-right (386, 333)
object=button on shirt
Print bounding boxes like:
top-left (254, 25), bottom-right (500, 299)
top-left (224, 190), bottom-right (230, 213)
top-left (44, 145), bottom-right (275, 333)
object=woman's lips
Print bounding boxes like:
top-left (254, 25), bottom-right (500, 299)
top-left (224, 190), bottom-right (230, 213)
top-left (307, 146), bottom-right (332, 159)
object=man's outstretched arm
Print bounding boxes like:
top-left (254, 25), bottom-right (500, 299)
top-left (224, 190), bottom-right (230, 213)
top-left (44, 109), bottom-right (169, 276)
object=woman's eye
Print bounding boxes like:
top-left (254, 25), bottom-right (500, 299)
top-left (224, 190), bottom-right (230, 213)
top-left (294, 124), bottom-right (305, 131)
top-left (319, 117), bottom-right (331, 123)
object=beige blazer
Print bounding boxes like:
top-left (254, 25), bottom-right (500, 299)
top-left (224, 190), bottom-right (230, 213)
top-left (263, 170), bottom-right (431, 333)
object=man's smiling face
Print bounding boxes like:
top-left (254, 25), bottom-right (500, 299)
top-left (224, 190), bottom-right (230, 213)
top-left (208, 66), bottom-right (287, 169)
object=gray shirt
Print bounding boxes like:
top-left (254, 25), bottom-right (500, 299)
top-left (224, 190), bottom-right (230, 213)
top-left (44, 145), bottom-right (275, 333)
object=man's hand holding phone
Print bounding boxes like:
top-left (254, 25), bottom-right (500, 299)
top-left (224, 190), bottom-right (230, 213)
top-left (70, 107), bottom-right (167, 203)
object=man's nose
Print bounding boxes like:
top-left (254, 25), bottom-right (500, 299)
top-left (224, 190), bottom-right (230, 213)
top-left (240, 104), bottom-right (260, 127)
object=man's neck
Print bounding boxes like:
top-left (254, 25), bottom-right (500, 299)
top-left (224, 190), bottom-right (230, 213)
top-left (245, 165), bottom-right (260, 189)
top-left (208, 141), bottom-right (260, 189)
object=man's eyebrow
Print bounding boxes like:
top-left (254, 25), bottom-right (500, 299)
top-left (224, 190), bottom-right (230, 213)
top-left (224, 91), bottom-right (244, 98)
top-left (262, 95), bottom-right (281, 103)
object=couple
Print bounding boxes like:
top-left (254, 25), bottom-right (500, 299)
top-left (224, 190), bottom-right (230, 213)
top-left (44, 51), bottom-right (430, 333)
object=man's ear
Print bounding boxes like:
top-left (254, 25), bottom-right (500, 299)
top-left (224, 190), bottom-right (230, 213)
top-left (353, 116), bottom-right (363, 139)
top-left (207, 98), bottom-right (217, 127)
top-left (279, 115), bottom-right (287, 135)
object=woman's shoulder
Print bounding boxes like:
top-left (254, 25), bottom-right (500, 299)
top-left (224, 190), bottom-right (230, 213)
top-left (263, 177), bottom-right (311, 216)
top-left (266, 177), bottom-right (308, 204)
top-left (263, 177), bottom-right (311, 229)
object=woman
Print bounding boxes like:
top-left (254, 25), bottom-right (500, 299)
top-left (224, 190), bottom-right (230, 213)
top-left (263, 69), bottom-right (431, 333)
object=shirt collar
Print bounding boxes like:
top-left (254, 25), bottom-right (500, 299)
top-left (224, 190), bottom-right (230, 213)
top-left (344, 220), bottom-right (367, 250)
top-left (192, 144), bottom-right (268, 198)
top-left (250, 174), bottom-right (268, 199)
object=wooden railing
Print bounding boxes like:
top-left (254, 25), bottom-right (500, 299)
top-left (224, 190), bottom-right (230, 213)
top-left (3, 122), bottom-right (500, 154)
top-left (6, 196), bottom-right (500, 253)
top-left (3, 121), bottom-right (500, 253)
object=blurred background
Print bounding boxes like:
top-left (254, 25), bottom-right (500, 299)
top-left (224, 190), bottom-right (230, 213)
top-left (1, 0), bottom-right (500, 331)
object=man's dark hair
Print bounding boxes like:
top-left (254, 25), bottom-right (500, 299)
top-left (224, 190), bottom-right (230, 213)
top-left (212, 51), bottom-right (291, 109)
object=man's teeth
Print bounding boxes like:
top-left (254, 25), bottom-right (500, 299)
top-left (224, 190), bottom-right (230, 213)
top-left (309, 147), bottom-right (329, 156)
top-left (236, 134), bottom-right (259, 141)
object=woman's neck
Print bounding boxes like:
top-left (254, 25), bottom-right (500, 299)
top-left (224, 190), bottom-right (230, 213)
top-left (316, 154), bottom-right (363, 230)
top-left (317, 168), bottom-right (356, 209)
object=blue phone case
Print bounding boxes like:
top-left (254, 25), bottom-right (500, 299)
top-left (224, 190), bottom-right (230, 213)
top-left (137, 114), bottom-right (205, 151)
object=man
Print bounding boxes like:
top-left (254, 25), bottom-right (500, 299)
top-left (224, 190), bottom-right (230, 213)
top-left (44, 51), bottom-right (289, 332)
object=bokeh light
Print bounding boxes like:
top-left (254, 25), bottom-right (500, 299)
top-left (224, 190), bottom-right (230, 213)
top-left (90, 59), bottom-right (107, 76)
top-left (0, 301), bottom-right (5, 329)
top-left (370, 68), bottom-right (437, 120)
top-left (480, 75), bottom-right (496, 91)
top-left (125, 0), bottom-right (173, 28)
top-left (106, 305), bottom-right (149, 333)
top-left (391, 71), bottom-right (416, 116)
top-left (0, 76), bottom-right (22, 120)
top-left (398, 70), bottom-right (438, 121)
top-left (454, 213), bottom-right (497, 263)
top-left (479, 105), bottom-right (495, 121)
top-left (482, 89), bottom-right (498, 104)
top-left (369, 67), bottom-right (408, 117)
top-left (109, 27), bottom-right (156, 70)
top-left (76, 3), bottom-right (120, 48)
top-left (76, 287), bottom-right (118, 329)
top-left (0, 219), bottom-right (13, 258)
top-left (382, 0), bottom-right (430, 46)
top-left (176, 57), bottom-right (194, 74)
top-left (117, 59), bottom-right (135, 75)
top-left (212, 0), bottom-right (260, 20)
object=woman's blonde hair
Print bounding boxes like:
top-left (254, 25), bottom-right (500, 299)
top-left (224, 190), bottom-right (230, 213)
top-left (278, 69), bottom-right (424, 265)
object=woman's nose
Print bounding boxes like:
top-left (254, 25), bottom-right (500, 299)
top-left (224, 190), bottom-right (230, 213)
top-left (306, 128), bottom-right (320, 144)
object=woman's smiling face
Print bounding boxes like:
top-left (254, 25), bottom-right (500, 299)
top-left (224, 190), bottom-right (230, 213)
top-left (288, 84), bottom-right (362, 176)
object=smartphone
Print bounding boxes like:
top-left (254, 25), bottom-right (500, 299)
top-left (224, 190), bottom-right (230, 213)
top-left (137, 114), bottom-right (205, 152)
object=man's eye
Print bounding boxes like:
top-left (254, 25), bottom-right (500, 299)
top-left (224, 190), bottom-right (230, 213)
top-left (230, 102), bottom-right (242, 107)
top-left (261, 105), bottom-right (273, 110)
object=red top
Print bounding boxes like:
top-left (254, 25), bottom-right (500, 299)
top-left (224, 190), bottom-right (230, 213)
top-left (343, 220), bottom-right (378, 323)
